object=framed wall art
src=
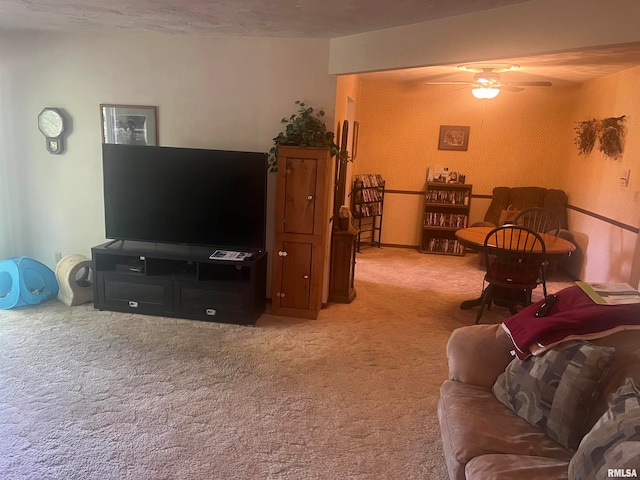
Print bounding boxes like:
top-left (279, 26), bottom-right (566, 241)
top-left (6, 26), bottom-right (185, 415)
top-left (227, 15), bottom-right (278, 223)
top-left (351, 120), bottom-right (359, 161)
top-left (438, 125), bottom-right (470, 151)
top-left (100, 104), bottom-right (158, 145)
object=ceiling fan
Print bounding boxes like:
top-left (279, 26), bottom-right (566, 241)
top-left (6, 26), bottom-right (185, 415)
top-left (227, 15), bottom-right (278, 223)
top-left (425, 64), bottom-right (553, 98)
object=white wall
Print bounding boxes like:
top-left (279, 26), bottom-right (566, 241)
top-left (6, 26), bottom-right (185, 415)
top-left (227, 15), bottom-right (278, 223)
top-left (1, 32), bottom-right (336, 270)
top-left (0, 38), bottom-right (29, 260)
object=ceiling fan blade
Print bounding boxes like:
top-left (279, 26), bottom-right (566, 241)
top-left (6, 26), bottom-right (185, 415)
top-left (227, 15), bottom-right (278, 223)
top-left (423, 81), bottom-right (476, 85)
top-left (504, 81), bottom-right (553, 87)
top-left (500, 85), bottom-right (525, 92)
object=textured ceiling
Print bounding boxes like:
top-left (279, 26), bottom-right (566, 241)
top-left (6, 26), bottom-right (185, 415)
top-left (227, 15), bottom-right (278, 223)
top-left (0, 0), bottom-right (532, 37)
top-left (2, 0), bottom-right (640, 84)
top-left (360, 45), bottom-right (640, 85)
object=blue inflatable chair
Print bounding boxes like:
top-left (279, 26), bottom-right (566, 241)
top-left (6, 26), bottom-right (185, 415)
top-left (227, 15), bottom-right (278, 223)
top-left (0, 257), bottom-right (59, 309)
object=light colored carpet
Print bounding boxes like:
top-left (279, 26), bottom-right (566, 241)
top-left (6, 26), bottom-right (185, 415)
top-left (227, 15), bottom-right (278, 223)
top-left (0, 247), bottom-right (574, 480)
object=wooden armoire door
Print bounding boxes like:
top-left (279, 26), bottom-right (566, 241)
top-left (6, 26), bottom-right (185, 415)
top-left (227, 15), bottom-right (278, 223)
top-left (272, 146), bottom-right (332, 319)
top-left (281, 157), bottom-right (317, 235)
top-left (275, 241), bottom-right (312, 310)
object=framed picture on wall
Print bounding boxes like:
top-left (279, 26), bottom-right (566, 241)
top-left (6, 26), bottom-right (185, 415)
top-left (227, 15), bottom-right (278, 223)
top-left (100, 104), bottom-right (158, 145)
top-left (351, 121), bottom-right (359, 161)
top-left (438, 125), bottom-right (470, 151)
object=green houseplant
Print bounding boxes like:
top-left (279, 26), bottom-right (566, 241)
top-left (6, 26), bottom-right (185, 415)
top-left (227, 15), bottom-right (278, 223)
top-left (268, 101), bottom-right (345, 172)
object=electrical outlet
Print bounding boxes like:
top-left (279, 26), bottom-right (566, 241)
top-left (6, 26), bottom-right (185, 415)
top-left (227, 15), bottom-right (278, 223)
top-left (55, 251), bottom-right (62, 263)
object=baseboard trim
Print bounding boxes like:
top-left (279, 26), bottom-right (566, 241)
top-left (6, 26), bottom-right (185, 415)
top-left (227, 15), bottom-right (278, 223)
top-left (379, 243), bottom-right (419, 249)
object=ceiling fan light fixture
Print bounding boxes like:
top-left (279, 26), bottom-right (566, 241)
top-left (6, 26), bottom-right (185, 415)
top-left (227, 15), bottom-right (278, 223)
top-left (472, 87), bottom-right (500, 99)
top-left (458, 63), bottom-right (519, 73)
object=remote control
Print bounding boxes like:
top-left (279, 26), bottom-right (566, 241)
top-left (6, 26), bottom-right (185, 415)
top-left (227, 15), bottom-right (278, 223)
top-left (535, 294), bottom-right (558, 317)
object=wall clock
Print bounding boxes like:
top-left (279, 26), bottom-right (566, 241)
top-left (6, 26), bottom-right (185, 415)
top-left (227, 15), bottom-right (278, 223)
top-left (37, 107), bottom-right (66, 154)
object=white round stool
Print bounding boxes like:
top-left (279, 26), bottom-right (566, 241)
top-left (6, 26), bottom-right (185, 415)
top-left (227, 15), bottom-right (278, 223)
top-left (55, 254), bottom-right (94, 306)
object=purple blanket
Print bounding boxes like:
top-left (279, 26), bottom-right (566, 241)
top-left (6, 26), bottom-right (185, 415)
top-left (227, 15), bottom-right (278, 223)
top-left (502, 285), bottom-right (640, 359)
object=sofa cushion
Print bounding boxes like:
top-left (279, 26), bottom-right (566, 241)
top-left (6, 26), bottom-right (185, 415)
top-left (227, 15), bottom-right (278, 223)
top-left (569, 378), bottom-right (640, 480)
top-left (492, 341), bottom-right (616, 451)
top-left (439, 380), bottom-right (573, 480)
top-left (588, 332), bottom-right (640, 428)
top-left (466, 454), bottom-right (569, 480)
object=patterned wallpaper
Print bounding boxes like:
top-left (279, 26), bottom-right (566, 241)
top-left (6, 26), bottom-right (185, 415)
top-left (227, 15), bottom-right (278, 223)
top-left (353, 80), bottom-right (579, 245)
top-left (355, 81), bottom-right (579, 195)
top-left (564, 65), bottom-right (640, 229)
top-left (562, 65), bottom-right (640, 282)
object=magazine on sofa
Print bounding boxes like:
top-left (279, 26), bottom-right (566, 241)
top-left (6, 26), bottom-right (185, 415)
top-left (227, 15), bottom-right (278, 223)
top-left (576, 281), bottom-right (640, 305)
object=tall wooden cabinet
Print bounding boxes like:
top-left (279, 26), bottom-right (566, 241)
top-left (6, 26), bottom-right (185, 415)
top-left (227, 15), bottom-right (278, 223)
top-left (271, 146), bottom-right (333, 319)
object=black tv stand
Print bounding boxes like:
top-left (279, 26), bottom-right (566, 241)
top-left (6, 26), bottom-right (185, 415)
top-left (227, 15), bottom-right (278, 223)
top-left (91, 241), bottom-right (267, 325)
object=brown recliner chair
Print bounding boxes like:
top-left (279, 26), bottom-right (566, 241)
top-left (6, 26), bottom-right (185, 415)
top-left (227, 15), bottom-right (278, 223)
top-left (473, 187), bottom-right (575, 275)
top-left (479, 187), bottom-right (569, 230)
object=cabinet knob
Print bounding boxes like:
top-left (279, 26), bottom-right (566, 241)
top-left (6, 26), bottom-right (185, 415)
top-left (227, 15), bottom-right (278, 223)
top-left (128, 301), bottom-right (139, 308)
top-left (205, 309), bottom-right (216, 316)
top-left (278, 251), bottom-right (288, 257)
top-left (303, 274), bottom-right (309, 279)
top-left (307, 195), bottom-right (313, 201)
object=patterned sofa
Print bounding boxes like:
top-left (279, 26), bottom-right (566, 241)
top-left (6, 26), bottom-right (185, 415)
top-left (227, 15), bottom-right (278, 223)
top-left (438, 286), bottom-right (640, 479)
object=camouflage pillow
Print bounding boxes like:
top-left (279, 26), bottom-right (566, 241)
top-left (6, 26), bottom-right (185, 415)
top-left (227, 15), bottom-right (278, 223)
top-left (492, 341), bottom-right (616, 451)
top-left (569, 378), bottom-right (640, 480)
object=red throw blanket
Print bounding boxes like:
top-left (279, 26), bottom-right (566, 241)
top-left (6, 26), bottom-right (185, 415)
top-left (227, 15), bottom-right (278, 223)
top-left (502, 285), bottom-right (640, 360)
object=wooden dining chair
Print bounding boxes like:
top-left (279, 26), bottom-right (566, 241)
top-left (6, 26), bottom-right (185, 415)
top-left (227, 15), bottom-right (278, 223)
top-left (513, 207), bottom-right (561, 236)
top-left (476, 225), bottom-right (547, 324)
top-left (513, 206), bottom-right (561, 282)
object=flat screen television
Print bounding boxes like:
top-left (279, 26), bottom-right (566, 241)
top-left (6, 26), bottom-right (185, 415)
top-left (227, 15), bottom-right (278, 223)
top-left (102, 144), bottom-right (267, 251)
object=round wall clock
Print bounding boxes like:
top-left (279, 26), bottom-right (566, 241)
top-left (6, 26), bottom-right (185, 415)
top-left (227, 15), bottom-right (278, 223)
top-left (37, 107), bottom-right (66, 154)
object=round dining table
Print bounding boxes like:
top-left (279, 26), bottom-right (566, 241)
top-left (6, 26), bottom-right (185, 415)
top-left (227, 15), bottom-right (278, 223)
top-left (456, 226), bottom-right (576, 255)
top-left (455, 226), bottom-right (576, 310)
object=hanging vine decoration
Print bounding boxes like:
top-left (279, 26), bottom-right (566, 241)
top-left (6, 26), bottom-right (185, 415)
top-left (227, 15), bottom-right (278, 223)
top-left (574, 118), bottom-right (599, 156)
top-left (574, 115), bottom-right (627, 159)
top-left (598, 115), bottom-right (626, 159)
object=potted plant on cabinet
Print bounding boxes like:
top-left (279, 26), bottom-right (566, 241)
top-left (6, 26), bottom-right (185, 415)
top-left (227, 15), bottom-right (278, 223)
top-left (268, 100), bottom-right (347, 172)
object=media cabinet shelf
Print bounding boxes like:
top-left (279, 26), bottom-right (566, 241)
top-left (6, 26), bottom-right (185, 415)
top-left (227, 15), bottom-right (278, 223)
top-left (351, 174), bottom-right (385, 252)
top-left (420, 182), bottom-right (472, 256)
top-left (92, 240), bottom-right (267, 325)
